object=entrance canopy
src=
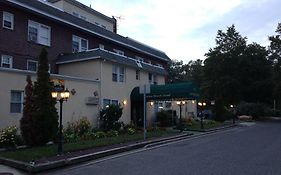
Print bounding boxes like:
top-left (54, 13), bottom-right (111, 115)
top-left (131, 82), bottom-right (200, 101)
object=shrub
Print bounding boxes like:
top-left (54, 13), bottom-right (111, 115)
top-left (106, 130), bottom-right (119, 137)
top-left (94, 131), bottom-right (106, 139)
top-left (156, 110), bottom-right (175, 127)
top-left (0, 126), bottom-right (18, 149)
top-left (127, 128), bottom-right (136, 135)
top-left (100, 104), bottom-right (123, 131)
top-left (237, 102), bottom-right (271, 120)
top-left (63, 117), bottom-right (92, 143)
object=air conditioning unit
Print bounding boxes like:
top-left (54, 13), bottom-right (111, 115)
top-left (85, 97), bottom-right (99, 105)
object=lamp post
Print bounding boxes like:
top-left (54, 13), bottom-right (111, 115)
top-left (230, 104), bottom-right (236, 124)
top-left (176, 101), bottom-right (186, 132)
top-left (198, 102), bottom-right (206, 130)
top-left (51, 89), bottom-right (70, 155)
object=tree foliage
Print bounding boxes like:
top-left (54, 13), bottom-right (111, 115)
top-left (203, 25), bottom-right (272, 106)
top-left (20, 75), bottom-right (35, 145)
top-left (31, 48), bottom-right (58, 146)
top-left (269, 23), bottom-right (281, 110)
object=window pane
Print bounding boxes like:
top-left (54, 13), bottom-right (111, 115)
top-left (112, 73), bottom-right (118, 82)
top-left (27, 61), bottom-right (37, 71)
top-left (10, 91), bottom-right (22, 113)
top-left (111, 100), bottom-right (118, 106)
top-left (28, 26), bottom-right (38, 42)
top-left (103, 99), bottom-right (111, 108)
top-left (10, 103), bottom-right (21, 113)
top-left (119, 74), bottom-right (124, 82)
top-left (39, 26), bottom-right (50, 45)
top-left (72, 41), bottom-right (79, 53)
top-left (81, 39), bottom-right (88, 51)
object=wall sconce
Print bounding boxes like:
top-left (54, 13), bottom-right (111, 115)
top-left (123, 100), bottom-right (127, 105)
top-left (150, 102), bottom-right (154, 106)
top-left (71, 88), bottom-right (76, 95)
top-left (192, 100), bottom-right (195, 104)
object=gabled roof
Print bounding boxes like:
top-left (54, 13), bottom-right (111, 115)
top-left (5, 0), bottom-right (171, 62)
top-left (47, 0), bottom-right (115, 23)
top-left (56, 49), bottom-right (168, 75)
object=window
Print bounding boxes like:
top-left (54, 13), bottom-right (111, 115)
top-left (103, 99), bottom-right (111, 108)
top-left (113, 49), bottom-right (124, 56)
top-left (103, 99), bottom-right (119, 108)
top-left (27, 60), bottom-right (38, 72)
top-left (80, 16), bottom-right (87, 20)
top-left (10, 91), bottom-right (23, 113)
top-left (112, 65), bottom-right (118, 82)
top-left (148, 73), bottom-right (157, 84)
top-left (1, 55), bottom-right (13, 68)
top-left (112, 65), bottom-right (125, 82)
top-left (136, 56), bottom-right (144, 62)
top-left (72, 35), bottom-right (88, 53)
top-left (72, 12), bottom-right (79, 17)
top-left (28, 20), bottom-right (51, 46)
top-left (111, 100), bottom-right (118, 106)
top-left (136, 70), bottom-right (140, 80)
top-left (3, 11), bottom-right (14, 30)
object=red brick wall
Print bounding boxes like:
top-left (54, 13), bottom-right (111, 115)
top-left (0, 2), bottom-right (167, 73)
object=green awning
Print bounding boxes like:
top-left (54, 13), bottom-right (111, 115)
top-left (131, 82), bottom-right (200, 101)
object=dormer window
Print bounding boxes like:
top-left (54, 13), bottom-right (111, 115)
top-left (72, 35), bottom-right (88, 53)
top-left (136, 56), bottom-right (144, 63)
top-left (113, 49), bottom-right (124, 56)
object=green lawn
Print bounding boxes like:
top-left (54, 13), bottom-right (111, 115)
top-left (0, 130), bottom-right (178, 162)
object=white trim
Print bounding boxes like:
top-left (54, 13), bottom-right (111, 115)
top-left (56, 48), bottom-right (164, 70)
top-left (7, 0), bottom-right (169, 61)
top-left (3, 11), bottom-right (14, 30)
top-left (10, 90), bottom-right (24, 113)
top-left (0, 67), bottom-right (100, 83)
top-left (56, 56), bottom-right (100, 64)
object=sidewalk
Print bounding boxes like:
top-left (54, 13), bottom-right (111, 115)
top-left (0, 124), bottom-right (237, 174)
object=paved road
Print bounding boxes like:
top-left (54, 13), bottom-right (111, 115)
top-left (48, 121), bottom-right (281, 175)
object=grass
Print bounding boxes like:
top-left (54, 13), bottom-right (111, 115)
top-left (0, 129), bottom-right (178, 162)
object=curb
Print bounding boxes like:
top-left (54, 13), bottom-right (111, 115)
top-left (0, 125), bottom-right (236, 173)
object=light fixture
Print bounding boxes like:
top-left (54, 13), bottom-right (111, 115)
top-left (150, 102), bottom-right (154, 106)
top-left (123, 100), bottom-right (127, 105)
top-left (192, 100), bottom-right (195, 104)
top-left (51, 88), bottom-right (70, 155)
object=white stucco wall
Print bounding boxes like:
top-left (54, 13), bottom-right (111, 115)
top-left (0, 68), bottom-right (100, 129)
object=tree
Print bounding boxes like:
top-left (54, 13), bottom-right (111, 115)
top-left (269, 23), bottom-right (281, 110)
top-left (31, 48), bottom-right (58, 146)
top-left (203, 25), bottom-right (272, 121)
top-left (20, 75), bottom-right (35, 145)
top-left (166, 60), bottom-right (185, 83)
top-left (203, 25), bottom-right (246, 106)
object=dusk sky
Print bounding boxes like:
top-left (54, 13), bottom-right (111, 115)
top-left (78, 0), bottom-right (280, 62)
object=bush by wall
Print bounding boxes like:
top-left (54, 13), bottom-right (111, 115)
top-left (0, 126), bottom-right (18, 149)
top-left (156, 110), bottom-right (176, 127)
top-left (100, 104), bottom-right (123, 131)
